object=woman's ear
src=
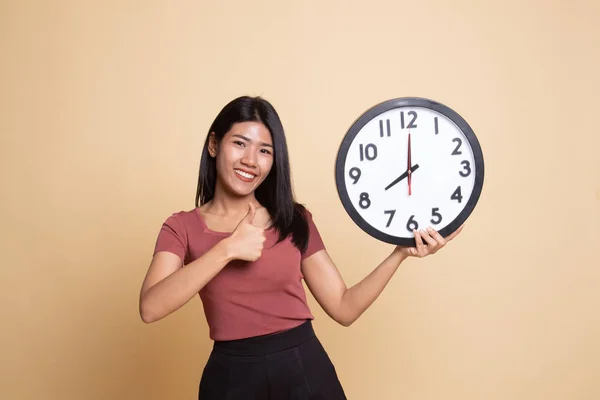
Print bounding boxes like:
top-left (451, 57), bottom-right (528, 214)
top-left (208, 132), bottom-right (218, 157)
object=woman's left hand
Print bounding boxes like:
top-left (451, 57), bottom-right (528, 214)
top-left (397, 224), bottom-right (464, 258)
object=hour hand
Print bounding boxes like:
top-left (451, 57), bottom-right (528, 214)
top-left (385, 164), bottom-right (419, 191)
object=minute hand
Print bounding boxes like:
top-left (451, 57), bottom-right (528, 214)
top-left (385, 164), bottom-right (419, 191)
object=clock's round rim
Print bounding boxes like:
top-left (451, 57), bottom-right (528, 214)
top-left (335, 97), bottom-right (485, 247)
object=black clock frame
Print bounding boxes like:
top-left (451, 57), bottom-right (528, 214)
top-left (335, 97), bottom-right (485, 247)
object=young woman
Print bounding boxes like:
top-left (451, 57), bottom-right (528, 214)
top-left (139, 96), bottom-right (463, 399)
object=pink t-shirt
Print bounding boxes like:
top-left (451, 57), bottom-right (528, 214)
top-left (153, 207), bottom-right (326, 341)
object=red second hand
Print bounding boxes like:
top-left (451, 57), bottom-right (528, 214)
top-left (407, 131), bottom-right (412, 196)
top-left (406, 129), bottom-right (412, 196)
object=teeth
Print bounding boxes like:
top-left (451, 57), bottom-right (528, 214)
top-left (235, 169), bottom-right (255, 179)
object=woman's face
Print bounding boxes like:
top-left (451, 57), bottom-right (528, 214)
top-left (209, 121), bottom-right (274, 199)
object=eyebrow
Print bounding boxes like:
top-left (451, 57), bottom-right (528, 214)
top-left (232, 134), bottom-right (273, 148)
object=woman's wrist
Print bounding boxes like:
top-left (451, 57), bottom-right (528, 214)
top-left (215, 237), bottom-right (236, 264)
top-left (392, 246), bottom-right (409, 264)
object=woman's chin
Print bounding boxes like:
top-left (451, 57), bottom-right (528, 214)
top-left (226, 182), bottom-right (259, 198)
top-left (216, 175), bottom-right (264, 198)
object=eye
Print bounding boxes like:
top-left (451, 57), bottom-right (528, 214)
top-left (233, 140), bottom-right (245, 147)
top-left (260, 148), bottom-right (272, 155)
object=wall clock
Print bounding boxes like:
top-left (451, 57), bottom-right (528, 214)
top-left (335, 97), bottom-right (484, 247)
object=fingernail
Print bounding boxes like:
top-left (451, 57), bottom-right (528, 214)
top-left (427, 227), bottom-right (433, 232)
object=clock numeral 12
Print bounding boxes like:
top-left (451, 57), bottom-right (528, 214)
top-left (359, 143), bottom-right (377, 161)
top-left (400, 111), bottom-right (418, 129)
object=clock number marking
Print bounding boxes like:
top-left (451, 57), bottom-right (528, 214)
top-left (379, 119), bottom-right (391, 137)
top-left (359, 192), bottom-right (371, 209)
top-left (451, 138), bottom-right (462, 155)
top-left (400, 111), bottom-right (418, 129)
top-left (384, 210), bottom-right (396, 228)
top-left (406, 215), bottom-right (419, 232)
top-left (359, 143), bottom-right (378, 161)
top-left (451, 186), bottom-right (463, 203)
top-left (459, 160), bottom-right (471, 177)
top-left (431, 208), bottom-right (442, 225)
top-left (434, 117), bottom-right (439, 135)
top-left (349, 167), bottom-right (361, 184)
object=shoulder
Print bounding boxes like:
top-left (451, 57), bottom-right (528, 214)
top-left (294, 204), bottom-right (326, 258)
top-left (294, 203), bottom-right (313, 218)
top-left (293, 203), bottom-right (323, 235)
top-left (163, 208), bottom-right (198, 220)
top-left (159, 208), bottom-right (199, 230)
top-left (295, 203), bottom-right (318, 223)
top-left (153, 209), bottom-right (200, 259)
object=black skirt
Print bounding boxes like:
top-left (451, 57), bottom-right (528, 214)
top-left (198, 320), bottom-right (347, 399)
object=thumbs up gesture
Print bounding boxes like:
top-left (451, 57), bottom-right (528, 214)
top-left (227, 203), bottom-right (266, 262)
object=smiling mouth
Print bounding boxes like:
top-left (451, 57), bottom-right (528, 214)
top-left (234, 169), bottom-right (257, 182)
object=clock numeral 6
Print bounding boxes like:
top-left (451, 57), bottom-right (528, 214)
top-left (359, 143), bottom-right (377, 161)
top-left (406, 215), bottom-right (419, 232)
top-left (459, 160), bottom-right (471, 177)
top-left (349, 167), bottom-right (361, 184)
top-left (359, 192), bottom-right (371, 209)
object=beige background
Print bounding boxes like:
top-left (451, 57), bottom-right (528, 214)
top-left (2, 1), bottom-right (599, 399)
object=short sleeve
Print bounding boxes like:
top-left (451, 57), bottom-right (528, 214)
top-left (301, 210), bottom-right (326, 261)
top-left (153, 213), bottom-right (187, 263)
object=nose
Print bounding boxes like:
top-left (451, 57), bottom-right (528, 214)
top-left (241, 149), bottom-right (257, 168)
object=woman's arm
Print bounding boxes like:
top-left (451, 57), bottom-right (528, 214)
top-left (302, 247), bottom-right (406, 326)
top-left (139, 204), bottom-right (266, 323)
top-left (139, 241), bottom-right (233, 323)
top-left (302, 226), bottom-right (463, 327)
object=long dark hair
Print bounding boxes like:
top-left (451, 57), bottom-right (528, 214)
top-left (195, 96), bottom-right (309, 252)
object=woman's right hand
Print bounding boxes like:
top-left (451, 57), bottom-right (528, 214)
top-left (226, 203), bottom-right (266, 262)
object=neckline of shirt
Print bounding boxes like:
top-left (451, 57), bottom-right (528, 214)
top-left (193, 208), bottom-right (276, 237)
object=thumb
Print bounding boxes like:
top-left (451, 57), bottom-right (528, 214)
top-left (244, 203), bottom-right (256, 224)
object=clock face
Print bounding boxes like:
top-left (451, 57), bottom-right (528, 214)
top-left (335, 98), bottom-right (484, 246)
